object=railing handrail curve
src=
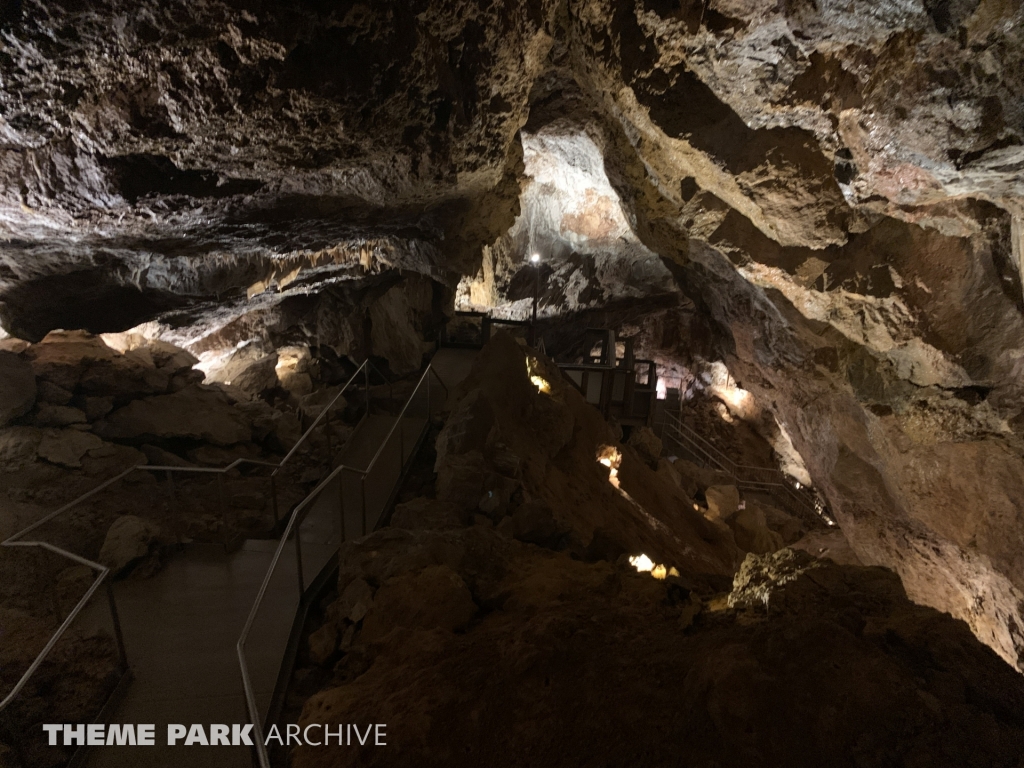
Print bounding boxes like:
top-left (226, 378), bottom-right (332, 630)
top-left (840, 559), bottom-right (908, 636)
top-left (236, 361), bottom-right (446, 768)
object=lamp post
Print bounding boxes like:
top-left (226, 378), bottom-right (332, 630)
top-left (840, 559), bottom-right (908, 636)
top-left (530, 253), bottom-right (540, 345)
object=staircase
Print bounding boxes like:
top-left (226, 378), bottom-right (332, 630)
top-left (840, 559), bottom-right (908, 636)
top-left (656, 409), bottom-right (833, 525)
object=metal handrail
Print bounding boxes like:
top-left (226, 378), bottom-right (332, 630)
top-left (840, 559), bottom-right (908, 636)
top-left (659, 410), bottom-right (831, 522)
top-left (0, 542), bottom-right (127, 713)
top-left (0, 358), bottom-right (388, 717)
top-left (236, 363), bottom-right (448, 768)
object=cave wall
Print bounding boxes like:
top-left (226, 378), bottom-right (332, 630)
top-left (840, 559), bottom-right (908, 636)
top-left (3, 0), bottom-right (1024, 666)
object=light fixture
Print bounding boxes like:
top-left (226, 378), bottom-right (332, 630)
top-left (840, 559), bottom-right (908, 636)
top-left (530, 253), bottom-right (540, 264)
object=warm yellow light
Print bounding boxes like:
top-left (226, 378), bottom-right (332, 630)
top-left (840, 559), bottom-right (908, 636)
top-left (596, 445), bottom-right (622, 488)
top-left (526, 356), bottom-right (551, 395)
top-left (530, 375), bottom-right (551, 394)
top-left (629, 554), bottom-right (654, 572)
top-left (628, 554), bottom-right (680, 581)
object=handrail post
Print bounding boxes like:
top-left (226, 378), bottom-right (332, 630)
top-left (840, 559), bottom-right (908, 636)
top-left (324, 408), bottom-right (333, 469)
top-left (339, 472), bottom-right (346, 544)
top-left (270, 474), bottom-right (279, 525)
top-left (106, 581), bottom-right (129, 671)
top-left (365, 364), bottom-right (370, 418)
top-left (217, 473), bottom-right (229, 547)
top-left (361, 475), bottom-right (368, 536)
top-left (295, 531), bottom-right (305, 595)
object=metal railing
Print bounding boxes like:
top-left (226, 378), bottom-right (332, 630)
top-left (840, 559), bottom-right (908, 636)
top-left (236, 364), bottom-right (448, 768)
top-left (657, 410), bottom-right (833, 524)
top-left (439, 310), bottom-right (538, 348)
top-left (0, 358), bottom-right (387, 727)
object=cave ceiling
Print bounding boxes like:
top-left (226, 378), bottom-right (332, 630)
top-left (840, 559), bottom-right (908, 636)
top-left (4, 0), bottom-right (1024, 667)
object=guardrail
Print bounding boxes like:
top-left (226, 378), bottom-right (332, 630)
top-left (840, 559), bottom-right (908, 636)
top-left (236, 364), bottom-right (448, 768)
top-left (0, 358), bottom-right (389, 733)
top-left (657, 410), bottom-right (833, 525)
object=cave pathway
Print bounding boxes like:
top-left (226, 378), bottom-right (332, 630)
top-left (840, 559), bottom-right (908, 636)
top-left (80, 348), bottom-right (479, 768)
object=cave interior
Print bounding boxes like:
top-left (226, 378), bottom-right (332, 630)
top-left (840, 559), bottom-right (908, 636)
top-left (3, 1), bottom-right (1024, 767)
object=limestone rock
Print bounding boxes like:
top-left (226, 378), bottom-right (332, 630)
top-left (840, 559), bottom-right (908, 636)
top-left (95, 386), bottom-right (252, 446)
top-left (390, 498), bottom-right (463, 531)
top-left (308, 623), bottom-right (338, 666)
top-left (277, 346), bottom-right (314, 397)
top-left (626, 426), bottom-right (663, 465)
top-left (25, 330), bottom-right (170, 399)
top-left (0, 351), bottom-right (35, 426)
top-left (0, 427), bottom-right (44, 470)
top-left (369, 282), bottom-right (430, 375)
top-left (80, 396), bottom-right (114, 421)
top-left (33, 404), bottom-right (86, 427)
top-left (98, 515), bottom-right (161, 573)
top-left (139, 444), bottom-right (194, 468)
top-left (36, 429), bottom-right (106, 468)
top-left (328, 578), bottom-right (375, 626)
top-left (228, 353), bottom-right (279, 398)
top-left (360, 565), bottom-right (477, 644)
top-left (705, 485), bottom-right (740, 521)
top-left (791, 529), bottom-right (864, 567)
top-left (725, 505), bottom-right (785, 555)
top-left (35, 380), bottom-right (71, 406)
top-left (509, 500), bottom-right (568, 549)
top-left (204, 343), bottom-right (278, 398)
top-left (670, 458), bottom-right (735, 494)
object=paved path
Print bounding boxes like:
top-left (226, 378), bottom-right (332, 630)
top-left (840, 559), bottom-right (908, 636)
top-left (83, 352), bottom-right (477, 767)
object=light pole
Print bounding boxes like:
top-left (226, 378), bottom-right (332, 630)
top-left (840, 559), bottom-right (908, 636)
top-left (530, 253), bottom-right (540, 345)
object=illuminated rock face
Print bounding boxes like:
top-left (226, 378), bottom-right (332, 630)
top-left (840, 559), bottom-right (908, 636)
top-left (2, 0), bottom-right (1024, 667)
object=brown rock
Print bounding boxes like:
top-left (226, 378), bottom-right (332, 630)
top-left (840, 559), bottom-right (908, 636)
top-left (390, 498), bottom-right (462, 531)
top-left (705, 485), bottom-right (740, 521)
top-left (308, 623), bottom-right (338, 666)
top-left (95, 386), bottom-right (252, 446)
top-left (626, 425), bottom-right (663, 465)
top-left (98, 515), bottom-right (161, 573)
top-left (33, 404), bottom-right (87, 427)
top-left (360, 565), bottom-right (477, 644)
top-left (36, 380), bottom-right (72, 406)
top-left (0, 351), bottom-right (36, 426)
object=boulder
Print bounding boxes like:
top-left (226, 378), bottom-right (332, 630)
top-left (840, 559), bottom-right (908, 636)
top-left (98, 515), bottom-right (161, 573)
top-left (0, 427), bottom-right (44, 470)
top-left (299, 387), bottom-right (345, 420)
top-left (757, 502), bottom-right (805, 544)
top-left (140, 444), bottom-right (195, 468)
top-left (204, 342), bottom-right (278, 397)
top-left (36, 429), bottom-right (107, 468)
top-left (95, 386), bottom-right (252, 446)
top-left (626, 426), bottom-right (663, 465)
top-left (791, 529), bottom-right (863, 567)
top-left (0, 338), bottom-right (29, 354)
top-left (390, 498), bottom-right (463, 531)
top-left (0, 351), bottom-right (36, 426)
top-left (25, 330), bottom-right (170, 398)
top-left (669, 457), bottom-right (735, 493)
top-left (277, 346), bottom-right (314, 397)
top-left (509, 500), bottom-right (568, 548)
top-left (360, 565), bottom-right (477, 644)
top-left (228, 353), bottom-right (279, 398)
top-left (33, 404), bottom-right (87, 427)
top-left (308, 623), bottom-right (338, 665)
top-left (705, 485), bottom-right (740, 520)
top-left (656, 458), bottom-right (697, 498)
top-left (80, 396), bottom-right (115, 421)
top-left (369, 281), bottom-right (430, 375)
top-left (328, 578), bottom-right (375, 625)
top-left (36, 380), bottom-right (72, 406)
top-left (725, 505), bottom-right (785, 555)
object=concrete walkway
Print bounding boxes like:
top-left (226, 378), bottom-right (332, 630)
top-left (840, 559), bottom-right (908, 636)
top-left (83, 352), bottom-right (477, 767)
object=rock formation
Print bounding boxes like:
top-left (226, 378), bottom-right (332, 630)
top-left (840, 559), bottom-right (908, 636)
top-left (4, 0), bottom-right (1024, 763)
